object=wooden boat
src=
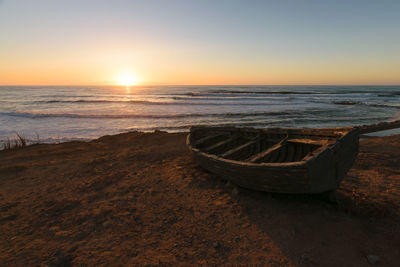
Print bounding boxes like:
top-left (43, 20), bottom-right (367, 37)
top-left (187, 120), bottom-right (400, 194)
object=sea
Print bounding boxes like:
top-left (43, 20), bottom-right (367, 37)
top-left (1, 85), bottom-right (400, 146)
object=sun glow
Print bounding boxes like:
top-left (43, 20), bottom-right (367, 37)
top-left (116, 71), bottom-right (138, 86)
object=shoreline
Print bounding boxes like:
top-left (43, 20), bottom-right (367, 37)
top-left (2, 125), bottom-right (400, 149)
top-left (1, 131), bottom-right (399, 265)
top-left (2, 85), bottom-right (400, 151)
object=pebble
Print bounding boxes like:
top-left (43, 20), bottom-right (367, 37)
top-left (366, 255), bottom-right (380, 265)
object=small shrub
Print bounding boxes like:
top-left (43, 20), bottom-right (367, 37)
top-left (3, 138), bottom-right (11, 150)
top-left (2, 133), bottom-right (28, 150)
top-left (16, 133), bottom-right (27, 147)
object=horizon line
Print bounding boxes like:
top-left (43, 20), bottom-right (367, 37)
top-left (0, 83), bottom-right (399, 87)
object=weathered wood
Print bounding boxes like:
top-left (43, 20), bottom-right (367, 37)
top-left (276, 144), bottom-right (287, 162)
top-left (357, 119), bottom-right (400, 134)
top-left (221, 137), bottom-right (259, 158)
top-left (203, 136), bottom-right (238, 153)
top-left (285, 142), bottom-right (295, 162)
top-left (193, 134), bottom-right (224, 147)
top-left (287, 138), bottom-right (332, 145)
top-left (247, 136), bottom-right (288, 163)
top-left (293, 142), bottom-right (304, 161)
top-left (302, 146), bottom-right (326, 161)
top-left (187, 126), bottom-right (359, 194)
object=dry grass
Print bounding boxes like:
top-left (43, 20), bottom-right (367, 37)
top-left (2, 133), bottom-right (28, 150)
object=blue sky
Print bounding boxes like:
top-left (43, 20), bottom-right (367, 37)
top-left (1, 0), bottom-right (399, 85)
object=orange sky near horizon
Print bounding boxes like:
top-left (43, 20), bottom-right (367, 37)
top-left (2, 45), bottom-right (399, 86)
top-left (2, 59), bottom-right (399, 86)
top-left (1, 1), bottom-right (399, 86)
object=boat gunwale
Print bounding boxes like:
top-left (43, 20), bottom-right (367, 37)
top-left (187, 126), bottom-right (356, 168)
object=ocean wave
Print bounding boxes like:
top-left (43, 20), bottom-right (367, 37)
top-left (41, 99), bottom-right (154, 104)
top-left (30, 99), bottom-right (287, 106)
top-left (3, 110), bottom-right (390, 122)
top-left (127, 121), bottom-right (295, 132)
top-left (333, 101), bottom-right (364, 105)
top-left (171, 95), bottom-right (293, 101)
top-left (185, 90), bottom-right (316, 96)
top-left (333, 101), bottom-right (400, 109)
top-left (184, 89), bottom-right (400, 98)
top-left (127, 115), bottom-right (392, 131)
top-left (377, 92), bottom-right (400, 97)
top-left (4, 111), bottom-right (298, 119)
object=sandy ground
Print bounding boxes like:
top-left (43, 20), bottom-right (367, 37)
top-left (0, 131), bottom-right (399, 266)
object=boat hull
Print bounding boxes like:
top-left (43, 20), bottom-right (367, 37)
top-left (187, 127), bottom-right (359, 194)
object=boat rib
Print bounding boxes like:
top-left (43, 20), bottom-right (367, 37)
top-left (193, 134), bottom-right (224, 147)
top-left (247, 136), bottom-right (288, 163)
top-left (203, 136), bottom-right (238, 154)
top-left (221, 137), bottom-right (259, 159)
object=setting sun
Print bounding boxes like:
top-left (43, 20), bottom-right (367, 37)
top-left (116, 71), bottom-right (138, 86)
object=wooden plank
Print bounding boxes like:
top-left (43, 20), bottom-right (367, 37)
top-left (276, 144), bottom-right (287, 162)
top-left (203, 136), bottom-right (238, 153)
top-left (247, 136), bottom-right (288, 163)
top-left (294, 143), bottom-right (304, 161)
top-left (302, 146), bottom-right (327, 161)
top-left (194, 153), bottom-right (310, 193)
top-left (358, 119), bottom-right (400, 134)
top-left (287, 138), bottom-right (332, 145)
top-left (193, 134), bottom-right (223, 147)
top-left (221, 137), bottom-right (259, 158)
top-left (285, 142), bottom-right (295, 162)
top-left (267, 147), bottom-right (280, 163)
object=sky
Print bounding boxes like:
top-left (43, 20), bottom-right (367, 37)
top-left (0, 0), bottom-right (399, 85)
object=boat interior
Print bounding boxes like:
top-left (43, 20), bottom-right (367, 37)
top-left (190, 129), bottom-right (339, 163)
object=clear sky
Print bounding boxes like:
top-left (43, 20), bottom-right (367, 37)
top-left (0, 0), bottom-right (399, 85)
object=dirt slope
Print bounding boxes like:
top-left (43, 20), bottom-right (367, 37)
top-left (0, 132), bottom-right (399, 266)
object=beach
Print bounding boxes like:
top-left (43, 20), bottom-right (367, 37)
top-left (0, 131), bottom-right (399, 266)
